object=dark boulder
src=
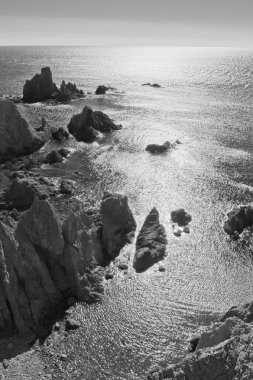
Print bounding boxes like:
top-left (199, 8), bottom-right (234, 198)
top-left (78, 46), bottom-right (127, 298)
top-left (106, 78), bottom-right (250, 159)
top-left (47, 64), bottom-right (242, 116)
top-left (0, 100), bottom-right (44, 162)
top-left (223, 206), bottom-right (253, 236)
top-left (55, 80), bottom-right (84, 102)
top-left (95, 85), bottom-right (114, 95)
top-left (51, 127), bottom-right (69, 142)
top-left (58, 148), bottom-right (70, 158)
top-left (101, 193), bottom-right (136, 259)
top-left (133, 207), bottom-right (167, 272)
top-left (145, 141), bottom-right (172, 154)
top-left (67, 106), bottom-right (121, 143)
top-left (23, 67), bottom-right (58, 103)
top-left (171, 209), bottom-right (192, 226)
top-left (65, 318), bottom-right (80, 331)
top-left (60, 180), bottom-right (74, 195)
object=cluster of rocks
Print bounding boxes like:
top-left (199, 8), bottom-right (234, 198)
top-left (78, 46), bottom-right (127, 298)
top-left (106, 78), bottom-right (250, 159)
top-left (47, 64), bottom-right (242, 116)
top-left (147, 301), bottom-right (253, 380)
top-left (0, 192), bottom-right (136, 340)
top-left (223, 205), bottom-right (253, 239)
top-left (67, 105), bottom-right (122, 143)
top-left (171, 208), bottom-right (192, 237)
top-left (146, 140), bottom-right (181, 154)
top-left (23, 67), bottom-right (84, 103)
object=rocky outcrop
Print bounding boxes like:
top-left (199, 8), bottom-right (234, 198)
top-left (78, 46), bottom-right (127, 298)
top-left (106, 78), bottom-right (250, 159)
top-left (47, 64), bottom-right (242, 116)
top-left (223, 206), bottom-right (253, 237)
top-left (23, 67), bottom-right (84, 103)
top-left (101, 193), bottom-right (136, 259)
top-left (0, 193), bottom-right (135, 339)
top-left (142, 83), bottom-right (162, 88)
top-left (220, 301), bottom-right (253, 323)
top-left (0, 100), bottom-right (44, 162)
top-left (147, 316), bottom-right (253, 380)
top-left (23, 67), bottom-right (58, 103)
top-left (95, 85), bottom-right (114, 95)
top-left (145, 141), bottom-right (173, 154)
top-left (133, 208), bottom-right (167, 272)
top-left (67, 106), bottom-right (122, 143)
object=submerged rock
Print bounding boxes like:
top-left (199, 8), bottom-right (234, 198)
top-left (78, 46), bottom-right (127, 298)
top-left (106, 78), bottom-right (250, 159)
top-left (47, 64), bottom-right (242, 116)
top-left (67, 106), bottom-right (122, 143)
top-left (223, 205), bottom-right (253, 236)
top-left (145, 141), bottom-right (172, 154)
top-left (142, 83), bottom-right (162, 88)
top-left (133, 207), bottom-right (167, 272)
top-left (101, 193), bottom-right (136, 259)
top-left (0, 100), bottom-right (44, 162)
top-left (45, 150), bottom-right (64, 164)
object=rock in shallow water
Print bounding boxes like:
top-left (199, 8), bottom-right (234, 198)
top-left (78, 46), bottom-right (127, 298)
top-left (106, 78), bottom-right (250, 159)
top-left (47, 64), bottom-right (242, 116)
top-left (145, 141), bottom-right (172, 154)
top-left (133, 207), bottom-right (167, 272)
top-left (67, 105), bottom-right (122, 143)
top-left (171, 209), bottom-right (192, 226)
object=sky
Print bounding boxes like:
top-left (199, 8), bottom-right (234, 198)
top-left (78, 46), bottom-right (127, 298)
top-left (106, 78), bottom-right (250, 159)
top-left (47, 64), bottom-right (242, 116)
top-left (0, 0), bottom-right (253, 46)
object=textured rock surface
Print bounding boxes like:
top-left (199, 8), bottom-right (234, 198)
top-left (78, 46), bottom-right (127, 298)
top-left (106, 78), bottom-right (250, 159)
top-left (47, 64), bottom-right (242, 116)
top-left (133, 207), bottom-right (167, 271)
top-left (223, 206), bottom-right (253, 236)
top-left (147, 317), bottom-right (253, 380)
top-left (67, 106), bottom-right (122, 143)
top-left (0, 194), bottom-right (135, 339)
top-left (23, 67), bottom-right (58, 103)
top-left (221, 301), bottom-right (253, 323)
top-left (101, 193), bottom-right (136, 259)
top-left (51, 126), bottom-right (69, 142)
top-left (0, 100), bottom-right (43, 162)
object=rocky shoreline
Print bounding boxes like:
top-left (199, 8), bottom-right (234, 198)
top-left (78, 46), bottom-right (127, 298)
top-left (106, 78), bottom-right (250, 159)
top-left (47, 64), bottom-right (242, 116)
top-left (0, 67), bottom-right (253, 380)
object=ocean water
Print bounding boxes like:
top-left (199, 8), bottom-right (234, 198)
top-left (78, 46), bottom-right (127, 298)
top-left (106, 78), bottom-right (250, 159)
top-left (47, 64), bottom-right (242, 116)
top-left (0, 46), bottom-right (253, 379)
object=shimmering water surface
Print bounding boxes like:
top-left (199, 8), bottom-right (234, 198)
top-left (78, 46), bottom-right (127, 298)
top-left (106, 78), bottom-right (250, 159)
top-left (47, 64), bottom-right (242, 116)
top-left (0, 46), bottom-right (253, 379)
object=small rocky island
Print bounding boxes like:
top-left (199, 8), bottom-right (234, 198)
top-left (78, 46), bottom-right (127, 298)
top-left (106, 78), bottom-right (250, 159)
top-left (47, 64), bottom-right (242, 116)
top-left (23, 67), bottom-right (84, 103)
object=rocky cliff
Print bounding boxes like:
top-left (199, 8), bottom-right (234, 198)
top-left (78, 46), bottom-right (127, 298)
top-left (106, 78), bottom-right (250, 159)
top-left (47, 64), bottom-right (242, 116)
top-left (0, 193), bottom-right (136, 340)
top-left (0, 100), bottom-right (44, 162)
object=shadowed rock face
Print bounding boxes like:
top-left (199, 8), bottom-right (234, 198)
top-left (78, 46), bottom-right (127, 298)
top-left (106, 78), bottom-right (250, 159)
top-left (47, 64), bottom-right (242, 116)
top-left (23, 67), bottom-right (84, 103)
top-left (147, 317), bottom-right (253, 380)
top-left (223, 206), bottom-right (253, 236)
top-left (101, 193), bottom-right (136, 259)
top-left (67, 106), bottom-right (122, 143)
top-left (0, 193), bottom-right (136, 339)
top-left (23, 67), bottom-right (58, 103)
top-left (0, 100), bottom-right (44, 162)
top-left (133, 207), bottom-right (167, 272)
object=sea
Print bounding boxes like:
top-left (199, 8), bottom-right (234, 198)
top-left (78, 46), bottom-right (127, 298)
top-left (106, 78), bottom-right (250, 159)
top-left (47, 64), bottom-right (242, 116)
top-left (0, 46), bottom-right (253, 379)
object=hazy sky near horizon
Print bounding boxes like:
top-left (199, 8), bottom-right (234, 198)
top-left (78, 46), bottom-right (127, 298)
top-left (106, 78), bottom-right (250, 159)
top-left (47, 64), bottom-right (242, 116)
top-left (0, 0), bottom-right (253, 46)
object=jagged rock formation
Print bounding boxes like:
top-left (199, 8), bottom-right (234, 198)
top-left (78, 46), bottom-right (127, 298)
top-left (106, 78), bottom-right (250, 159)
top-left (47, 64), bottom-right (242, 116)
top-left (51, 126), bottom-right (69, 142)
top-left (145, 141), bottom-right (173, 154)
top-left (147, 316), bottom-right (253, 380)
top-left (67, 106), bottom-right (122, 143)
top-left (23, 67), bottom-right (84, 103)
top-left (223, 206), bottom-right (253, 236)
top-left (0, 100), bottom-right (44, 162)
top-left (23, 67), bottom-right (58, 103)
top-left (101, 193), bottom-right (136, 259)
top-left (133, 207), bottom-right (167, 271)
top-left (0, 193), bottom-right (135, 339)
